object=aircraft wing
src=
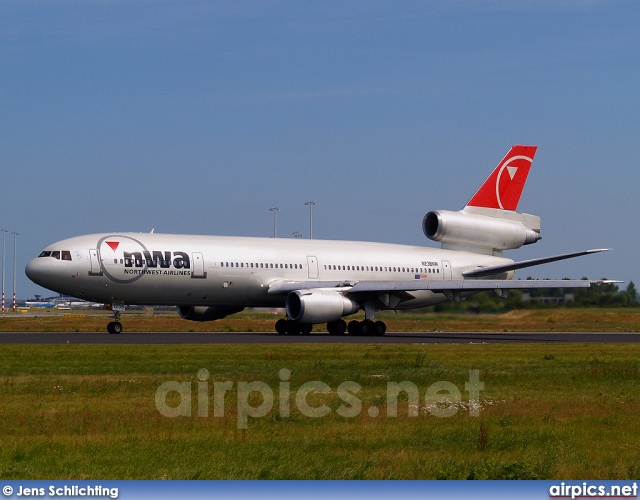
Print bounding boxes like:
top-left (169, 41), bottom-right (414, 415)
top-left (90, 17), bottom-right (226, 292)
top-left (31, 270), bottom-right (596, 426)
top-left (268, 278), bottom-right (615, 295)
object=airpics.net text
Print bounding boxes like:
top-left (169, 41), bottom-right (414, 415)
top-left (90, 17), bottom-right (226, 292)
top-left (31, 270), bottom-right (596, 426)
top-left (155, 369), bottom-right (484, 429)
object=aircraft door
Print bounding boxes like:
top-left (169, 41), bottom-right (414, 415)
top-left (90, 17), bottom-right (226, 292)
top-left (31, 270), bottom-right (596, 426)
top-left (192, 252), bottom-right (207, 279)
top-left (441, 260), bottom-right (452, 280)
top-left (89, 249), bottom-right (103, 276)
top-left (307, 256), bottom-right (319, 279)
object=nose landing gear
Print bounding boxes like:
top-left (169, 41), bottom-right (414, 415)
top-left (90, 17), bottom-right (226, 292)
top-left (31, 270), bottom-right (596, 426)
top-left (105, 302), bottom-right (125, 334)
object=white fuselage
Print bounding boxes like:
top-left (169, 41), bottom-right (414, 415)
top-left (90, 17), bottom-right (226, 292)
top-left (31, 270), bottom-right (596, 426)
top-left (25, 233), bottom-right (514, 310)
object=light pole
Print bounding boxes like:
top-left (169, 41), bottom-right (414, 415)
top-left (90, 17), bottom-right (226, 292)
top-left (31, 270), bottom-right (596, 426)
top-left (304, 201), bottom-right (315, 239)
top-left (12, 232), bottom-right (18, 312)
top-left (269, 207), bottom-right (280, 238)
top-left (1, 229), bottom-right (6, 315)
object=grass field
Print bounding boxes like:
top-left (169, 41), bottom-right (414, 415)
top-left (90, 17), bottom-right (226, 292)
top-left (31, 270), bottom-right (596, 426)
top-left (1, 307), bottom-right (640, 332)
top-left (1, 341), bottom-right (639, 479)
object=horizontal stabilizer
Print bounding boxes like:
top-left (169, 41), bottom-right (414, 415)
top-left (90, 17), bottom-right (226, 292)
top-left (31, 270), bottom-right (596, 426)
top-left (462, 249), bottom-right (611, 278)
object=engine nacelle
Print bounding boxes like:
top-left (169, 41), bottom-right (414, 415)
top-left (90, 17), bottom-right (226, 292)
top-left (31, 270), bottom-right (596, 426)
top-left (286, 290), bottom-right (359, 324)
top-left (177, 305), bottom-right (244, 322)
top-left (423, 209), bottom-right (540, 252)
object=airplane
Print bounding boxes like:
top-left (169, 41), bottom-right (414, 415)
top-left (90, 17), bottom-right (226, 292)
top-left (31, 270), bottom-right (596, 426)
top-left (25, 145), bottom-right (612, 335)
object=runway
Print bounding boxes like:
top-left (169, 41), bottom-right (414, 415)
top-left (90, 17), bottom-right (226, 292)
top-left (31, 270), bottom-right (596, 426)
top-left (1, 331), bottom-right (639, 344)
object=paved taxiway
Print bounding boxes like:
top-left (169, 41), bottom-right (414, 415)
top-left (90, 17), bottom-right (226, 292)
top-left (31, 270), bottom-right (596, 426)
top-left (1, 332), bottom-right (639, 344)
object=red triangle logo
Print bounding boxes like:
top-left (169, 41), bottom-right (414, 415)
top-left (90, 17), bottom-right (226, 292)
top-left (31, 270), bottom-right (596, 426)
top-left (106, 241), bottom-right (120, 251)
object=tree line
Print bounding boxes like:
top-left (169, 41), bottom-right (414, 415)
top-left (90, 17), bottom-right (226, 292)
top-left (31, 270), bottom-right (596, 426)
top-left (431, 280), bottom-right (639, 313)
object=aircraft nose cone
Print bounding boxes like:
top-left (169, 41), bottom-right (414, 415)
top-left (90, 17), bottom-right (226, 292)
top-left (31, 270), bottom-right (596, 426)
top-left (25, 258), bottom-right (48, 287)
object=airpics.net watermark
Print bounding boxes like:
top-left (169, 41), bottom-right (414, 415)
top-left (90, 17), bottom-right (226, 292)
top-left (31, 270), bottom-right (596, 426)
top-left (155, 369), bottom-right (484, 429)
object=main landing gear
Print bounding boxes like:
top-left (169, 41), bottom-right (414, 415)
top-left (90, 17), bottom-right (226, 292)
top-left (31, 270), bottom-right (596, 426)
top-left (327, 319), bottom-right (386, 336)
top-left (275, 318), bottom-right (313, 335)
top-left (275, 318), bottom-right (387, 336)
top-left (329, 319), bottom-right (386, 335)
top-left (347, 319), bottom-right (386, 336)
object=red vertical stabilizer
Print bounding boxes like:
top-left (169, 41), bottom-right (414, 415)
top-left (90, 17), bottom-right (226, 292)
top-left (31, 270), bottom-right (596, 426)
top-left (465, 145), bottom-right (537, 211)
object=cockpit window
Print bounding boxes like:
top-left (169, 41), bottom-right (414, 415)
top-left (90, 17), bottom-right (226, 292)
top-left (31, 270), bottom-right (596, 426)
top-left (38, 250), bottom-right (72, 260)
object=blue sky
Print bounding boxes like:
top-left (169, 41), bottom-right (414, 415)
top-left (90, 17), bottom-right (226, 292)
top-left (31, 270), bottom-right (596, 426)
top-left (1, 0), bottom-right (638, 299)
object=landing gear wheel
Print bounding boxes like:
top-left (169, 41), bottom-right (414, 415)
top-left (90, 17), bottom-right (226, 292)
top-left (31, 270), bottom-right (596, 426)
top-left (348, 320), bottom-right (361, 336)
top-left (107, 321), bottom-right (123, 334)
top-left (360, 320), bottom-right (373, 336)
top-left (373, 321), bottom-right (387, 336)
top-left (107, 307), bottom-right (124, 334)
top-left (327, 319), bottom-right (347, 335)
top-left (275, 319), bottom-right (288, 335)
top-left (286, 320), bottom-right (301, 335)
top-left (300, 323), bottom-right (313, 335)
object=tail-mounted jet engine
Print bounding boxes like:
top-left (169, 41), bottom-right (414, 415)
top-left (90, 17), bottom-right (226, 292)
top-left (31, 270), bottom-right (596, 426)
top-left (422, 207), bottom-right (541, 255)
